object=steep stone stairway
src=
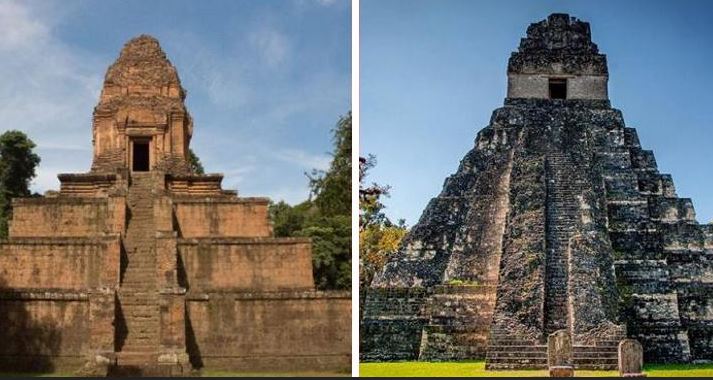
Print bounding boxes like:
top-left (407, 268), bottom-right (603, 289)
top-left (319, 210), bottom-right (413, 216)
top-left (486, 153), bottom-right (622, 371)
top-left (543, 152), bottom-right (584, 336)
top-left (115, 173), bottom-right (161, 373)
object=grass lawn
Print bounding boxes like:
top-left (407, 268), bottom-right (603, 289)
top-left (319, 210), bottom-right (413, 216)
top-left (0, 370), bottom-right (351, 377)
top-left (359, 361), bottom-right (713, 377)
top-left (201, 370), bottom-right (350, 377)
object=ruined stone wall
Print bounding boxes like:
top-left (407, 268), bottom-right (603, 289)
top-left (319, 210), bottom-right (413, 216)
top-left (58, 173), bottom-right (122, 197)
top-left (604, 126), bottom-right (698, 362)
top-left (173, 198), bottom-right (272, 238)
top-left (0, 238), bottom-right (120, 289)
top-left (9, 198), bottom-right (124, 238)
top-left (360, 287), bottom-right (430, 361)
top-left (166, 175), bottom-right (226, 196)
top-left (177, 238), bottom-right (314, 291)
top-left (0, 293), bottom-right (89, 371)
top-left (418, 285), bottom-right (496, 360)
top-left (185, 291), bottom-right (350, 372)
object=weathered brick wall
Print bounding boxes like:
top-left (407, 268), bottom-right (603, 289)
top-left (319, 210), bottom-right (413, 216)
top-left (177, 238), bottom-right (314, 291)
top-left (360, 287), bottom-right (430, 361)
top-left (185, 291), bottom-right (350, 372)
top-left (173, 198), bottom-right (271, 238)
top-left (0, 238), bottom-right (120, 290)
top-left (0, 292), bottom-right (89, 371)
top-left (9, 198), bottom-right (120, 238)
top-left (419, 285), bottom-right (496, 360)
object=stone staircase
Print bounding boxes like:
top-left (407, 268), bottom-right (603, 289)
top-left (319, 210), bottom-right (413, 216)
top-left (484, 328), bottom-right (547, 370)
top-left (572, 340), bottom-right (620, 370)
top-left (544, 152), bottom-right (586, 336)
top-left (486, 153), bottom-right (623, 371)
top-left (485, 330), bottom-right (623, 370)
top-left (114, 173), bottom-right (161, 374)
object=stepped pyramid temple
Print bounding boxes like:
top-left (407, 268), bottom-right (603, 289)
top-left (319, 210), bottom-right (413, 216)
top-left (361, 14), bottom-right (713, 370)
top-left (0, 35), bottom-right (350, 376)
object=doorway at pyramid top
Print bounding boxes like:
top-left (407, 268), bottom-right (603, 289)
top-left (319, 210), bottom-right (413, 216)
top-left (131, 138), bottom-right (150, 172)
top-left (506, 13), bottom-right (609, 101)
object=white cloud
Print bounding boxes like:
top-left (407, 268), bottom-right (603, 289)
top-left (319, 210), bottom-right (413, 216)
top-left (263, 186), bottom-right (312, 205)
top-left (0, 1), bottom-right (48, 50)
top-left (0, 0), bottom-right (102, 194)
top-left (275, 148), bottom-right (331, 171)
top-left (295, 0), bottom-right (342, 8)
top-left (249, 27), bottom-right (290, 68)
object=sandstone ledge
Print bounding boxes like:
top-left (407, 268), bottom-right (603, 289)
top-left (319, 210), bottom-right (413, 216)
top-left (177, 237), bottom-right (311, 245)
top-left (0, 289), bottom-right (89, 301)
top-left (186, 290), bottom-right (351, 301)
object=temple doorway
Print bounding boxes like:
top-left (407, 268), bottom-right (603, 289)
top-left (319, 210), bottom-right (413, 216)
top-left (132, 140), bottom-right (150, 172)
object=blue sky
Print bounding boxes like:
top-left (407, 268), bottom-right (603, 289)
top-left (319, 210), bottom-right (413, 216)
top-left (0, 0), bottom-right (350, 204)
top-left (361, 0), bottom-right (713, 225)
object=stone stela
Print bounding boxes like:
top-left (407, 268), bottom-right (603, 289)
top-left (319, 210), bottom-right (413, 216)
top-left (0, 35), bottom-right (350, 376)
top-left (619, 339), bottom-right (646, 377)
top-left (360, 13), bottom-right (713, 370)
top-left (548, 330), bottom-right (573, 377)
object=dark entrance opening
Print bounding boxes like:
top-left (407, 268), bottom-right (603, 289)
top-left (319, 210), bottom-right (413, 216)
top-left (549, 78), bottom-right (567, 99)
top-left (132, 141), bottom-right (149, 172)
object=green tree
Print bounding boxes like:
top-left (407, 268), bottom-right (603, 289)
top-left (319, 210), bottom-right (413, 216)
top-left (309, 112), bottom-right (351, 216)
top-left (359, 154), bottom-right (408, 288)
top-left (269, 112), bottom-right (352, 290)
top-left (188, 148), bottom-right (204, 174)
top-left (359, 155), bottom-right (390, 229)
top-left (0, 130), bottom-right (41, 238)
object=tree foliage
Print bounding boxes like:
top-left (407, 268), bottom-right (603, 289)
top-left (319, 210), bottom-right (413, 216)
top-left (188, 148), bottom-right (205, 174)
top-left (269, 112), bottom-right (352, 290)
top-left (0, 130), bottom-right (41, 238)
top-left (359, 154), bottom-right (408, 287)
top-left (359, 155), bottom-right (390, 229)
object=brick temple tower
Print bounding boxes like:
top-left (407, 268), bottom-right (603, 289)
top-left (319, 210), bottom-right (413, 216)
top-left (361, 14), bottom-right (713, 369)
top-left (0, 35), bottom-right (350, 375)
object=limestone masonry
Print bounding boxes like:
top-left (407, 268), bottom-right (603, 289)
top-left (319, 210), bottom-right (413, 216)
top-left (361, 14), bottom-right (713, 370)
top-left (0, 35), bottom-right (350, 375)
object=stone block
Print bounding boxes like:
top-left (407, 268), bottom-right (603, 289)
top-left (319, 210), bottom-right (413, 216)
top-left (619, 339), bottom-right (645, 377)
top-left (549, 365), bottom-right (574, 377)
top-left (548, 330), bottom-right (572, 367)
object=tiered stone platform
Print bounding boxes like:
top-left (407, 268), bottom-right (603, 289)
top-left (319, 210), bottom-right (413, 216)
top-left (0, 35), bottom-right (350, 375)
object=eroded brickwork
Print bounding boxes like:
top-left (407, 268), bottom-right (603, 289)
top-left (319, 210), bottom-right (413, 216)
top-left (361, 13), bottom-right (712, 369)
top-left (0, 35), bottom-right (350, 375)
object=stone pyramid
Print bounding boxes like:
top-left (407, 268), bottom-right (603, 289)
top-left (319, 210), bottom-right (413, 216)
top-left (361, 13), bottom-right (712, 369)
top-left (0, 35), bottom-right (350, 375)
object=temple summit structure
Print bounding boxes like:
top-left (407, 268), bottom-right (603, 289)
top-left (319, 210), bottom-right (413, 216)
top-left (361, 13), bottom-right (713, 370)
top-left (0, 35), bottom-right (350, 376)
